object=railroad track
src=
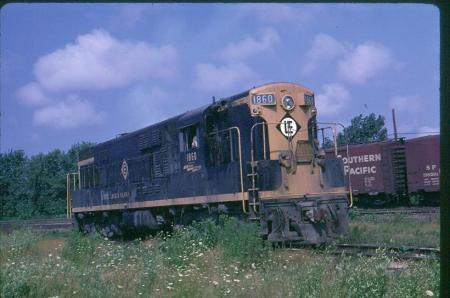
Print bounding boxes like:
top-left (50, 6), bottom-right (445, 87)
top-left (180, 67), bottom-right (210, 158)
top-left (286, 242), bottom-right (439, 260)
top-left (356, 207), bottom-right (439, 216)
top-left (333, 243), bottom-right (440, 260)
top-left (0, 218), bottom-right (73, 232)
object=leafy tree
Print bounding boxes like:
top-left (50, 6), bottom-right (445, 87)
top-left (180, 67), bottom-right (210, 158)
top-left (0, 142), bottom-right (95, 219)
top-left (28, 150), bottom-right (68, 216)
top-left (66, 142), bottom-right (95, 171)
top-left (0, 150), bottom-right (32, 218)
top-left (337, 113), bottom-right (388, 145)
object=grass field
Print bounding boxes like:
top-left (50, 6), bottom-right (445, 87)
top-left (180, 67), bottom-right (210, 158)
top-left (339, 211), bottom-right (440, 247)
top-left (0, 216), bottom-right (440, 298)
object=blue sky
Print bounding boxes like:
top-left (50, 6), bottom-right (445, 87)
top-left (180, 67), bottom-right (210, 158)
top-left (1, 4), bottom-right (440, 155)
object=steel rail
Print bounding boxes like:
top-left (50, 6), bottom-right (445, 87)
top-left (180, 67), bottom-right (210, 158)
top-left (284, 242), bottom-right (440, 260)
top-left (0, 218), bottom-right (73, 232)
top-left (356, 207), bottom-right (439, 215)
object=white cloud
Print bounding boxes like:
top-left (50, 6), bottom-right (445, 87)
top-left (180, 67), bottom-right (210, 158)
top-left (301, 33), bottom-right (349, 74)
top-left (315, 83), bottom-right (351, 117)
top-left (194, 62), bottom-right (257, 92)
top-left (16, 82), bottom-right (50, 106)
top-left (389, 95), bottom-right (422, 112)
top-left (417, 126), bottom-right (440, 136)
top-left (16, 29), bottom-right (179, 130)
top-left (220, 28), bottom-right (280, 61)
top-left (302, 34), bottom-right (392, 84)
top-left (33, 29), bottom-right (177, 92)
top-left (337, 42), bottom-right (391, 84)
top-left (33, 95), bottom-right (105, 129)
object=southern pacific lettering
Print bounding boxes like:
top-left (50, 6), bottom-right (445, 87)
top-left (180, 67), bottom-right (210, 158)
top-left (342, 153), bottom-right (381, 176)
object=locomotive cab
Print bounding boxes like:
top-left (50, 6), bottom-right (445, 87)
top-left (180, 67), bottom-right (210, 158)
top-left (243, 83), bottom-right (349, 242)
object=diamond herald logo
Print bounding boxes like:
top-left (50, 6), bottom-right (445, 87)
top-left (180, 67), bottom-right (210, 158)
top-left (277, 115), bottom-right (300, 139)
top-left (121, 160), bottom-right (129, 180)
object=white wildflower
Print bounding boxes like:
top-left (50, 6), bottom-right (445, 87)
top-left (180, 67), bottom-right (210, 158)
top-left (426, 290), bottom-right (434, 297)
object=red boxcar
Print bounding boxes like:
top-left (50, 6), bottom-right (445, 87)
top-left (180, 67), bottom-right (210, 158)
top-left (405, 135), bottom-right (440, 193)
top-left (325, 140), bottom-right (407, 196)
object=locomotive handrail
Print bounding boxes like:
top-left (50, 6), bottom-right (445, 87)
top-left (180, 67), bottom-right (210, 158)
top-left (207, 127), bottom-right (246, 213)
top-left (250, 122), bottom-right (310, 164)
top-left (316, 122), bottom-right (353, 208)
top-left (250, 122), bottom-right (310, 213)
top-left (66, 172), bottom-right (79, 219)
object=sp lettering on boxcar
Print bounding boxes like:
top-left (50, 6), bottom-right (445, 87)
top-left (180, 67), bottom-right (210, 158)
top-left (341, 153), bottom-right (381, 176)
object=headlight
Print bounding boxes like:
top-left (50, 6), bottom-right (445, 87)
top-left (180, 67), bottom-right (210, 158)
top-left (282, 95), bottom-right (295, 111)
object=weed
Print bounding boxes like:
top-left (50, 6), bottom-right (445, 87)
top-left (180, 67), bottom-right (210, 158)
top-left (217, 216), bottom-right (270, 266)
top-left (0, 217), bottom-right (440, 298)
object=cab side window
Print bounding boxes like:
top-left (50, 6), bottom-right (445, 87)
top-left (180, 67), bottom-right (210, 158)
top-left (179, 124), bottom-right (199, 152)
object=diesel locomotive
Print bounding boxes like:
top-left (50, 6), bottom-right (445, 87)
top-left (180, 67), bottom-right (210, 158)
top-left (68, 82), bottom-right (349, 243)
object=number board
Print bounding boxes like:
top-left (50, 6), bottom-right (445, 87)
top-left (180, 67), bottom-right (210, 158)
top-left (304, 94), bottom-right (315, 106)
top-left (252, 93), bottom-right (276, 105)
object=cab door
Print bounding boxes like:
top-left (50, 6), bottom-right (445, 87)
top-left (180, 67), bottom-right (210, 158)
top-left (177, 123), bottom-right (205, 196)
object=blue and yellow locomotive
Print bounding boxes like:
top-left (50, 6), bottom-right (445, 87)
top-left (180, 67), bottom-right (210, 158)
top-left (69, 82), bottom-right (349, 243)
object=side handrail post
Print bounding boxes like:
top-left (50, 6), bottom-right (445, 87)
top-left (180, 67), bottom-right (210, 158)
top-left (317, 121), bottom-right (353, 207)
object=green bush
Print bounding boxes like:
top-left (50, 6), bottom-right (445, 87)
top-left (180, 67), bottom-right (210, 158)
top-left (217, 216), bottom-right (269, 265)
top-left (1, 261), bottom-right (35, 298)
top-left (331, 253), bottom-right (389, 298)
top-left (409, 194), bottom-right (425, 206)
top-left (0, 229), bottom-right (41, 260)
top-left (159, 219), bottom-right (219, 266)
top-left (388, 260), bottom-right (440, 298)
top-left (61, 230), bottom-right (101, 264)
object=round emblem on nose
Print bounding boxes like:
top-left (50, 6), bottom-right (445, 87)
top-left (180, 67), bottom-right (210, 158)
top-left (121, 160), bottom-right (129, 180)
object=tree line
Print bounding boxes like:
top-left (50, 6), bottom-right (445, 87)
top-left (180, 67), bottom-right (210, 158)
top-left (0, 142), bottom-right (93, 219)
